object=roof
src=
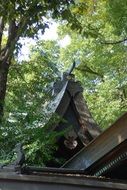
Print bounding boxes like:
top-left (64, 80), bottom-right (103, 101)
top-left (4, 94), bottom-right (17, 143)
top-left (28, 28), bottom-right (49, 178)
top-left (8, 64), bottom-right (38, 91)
top-left (47, 72), bottom-right (101, 146)
top-left (0, 167), bottom-right (127, 190)
top-left (62, 112), bottom-right (127, 179)
top-left (43, 72), bottom-right (102, 166)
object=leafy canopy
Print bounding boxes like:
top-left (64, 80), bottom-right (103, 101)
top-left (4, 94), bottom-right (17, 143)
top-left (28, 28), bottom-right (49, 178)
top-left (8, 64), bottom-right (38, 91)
top-left (1, 0), bottom-right (127, 165)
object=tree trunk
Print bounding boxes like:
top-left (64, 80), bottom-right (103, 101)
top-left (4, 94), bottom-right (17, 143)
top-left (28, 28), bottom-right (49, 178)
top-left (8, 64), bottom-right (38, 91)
top-left (0, 62), bottom-right (9, 121)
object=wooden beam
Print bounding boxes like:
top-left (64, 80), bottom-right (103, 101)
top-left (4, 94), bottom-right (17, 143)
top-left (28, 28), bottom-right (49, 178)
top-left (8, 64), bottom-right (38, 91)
top-left (0, 172), bottom-right (127, 190)
top-left (62, 113), bottom-right (127, 170)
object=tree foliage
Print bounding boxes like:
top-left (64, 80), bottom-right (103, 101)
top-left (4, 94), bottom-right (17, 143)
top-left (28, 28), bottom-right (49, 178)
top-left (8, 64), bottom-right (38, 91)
top-left (0, 41), bottom-right (62, 165)
top-left (0, 0), bottom-right (75, 119)
top-left (55, 0), bottom-right (127, 129)
top-left (1, 0), bottom-right (127, 165)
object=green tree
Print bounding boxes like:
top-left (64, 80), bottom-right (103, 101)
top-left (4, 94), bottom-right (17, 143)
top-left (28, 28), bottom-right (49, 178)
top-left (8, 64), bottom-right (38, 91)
top-left (50, 0), bottom-right (127, 129)
top-left (0, 0), bottom-right (75, 120)
top-left (0, 40), bottom-right (62, 165)
top-left (1, 0), bottom-right (127, 164)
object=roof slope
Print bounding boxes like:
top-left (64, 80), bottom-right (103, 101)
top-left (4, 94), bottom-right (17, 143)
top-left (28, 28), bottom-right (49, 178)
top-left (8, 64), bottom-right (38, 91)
top-left (47, 72), bottom-right (101, 146)
top-left (62, 112), bottom-right (127, 179)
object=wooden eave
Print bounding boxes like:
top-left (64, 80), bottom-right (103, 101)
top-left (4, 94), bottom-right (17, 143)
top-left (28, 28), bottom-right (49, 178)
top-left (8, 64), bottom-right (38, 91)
top-left (0, 169), bottom-right (127, 190)
top-left (62, 112), bottom-right (127, 175)
top-left (85, 139), bottom-right (127, 179)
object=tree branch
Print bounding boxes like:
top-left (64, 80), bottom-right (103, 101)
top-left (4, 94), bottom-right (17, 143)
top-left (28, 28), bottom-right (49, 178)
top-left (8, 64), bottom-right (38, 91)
top-left (0, 17), bottom-right (5, 51)
top-left (101, 38), bottom-right (127, 45)
top-left (7, 20), bottom-right (18, 47)
top-left (76, 65), bottom-right (104, 80)
top-left (0, 20), bottom-right (18, 62)
top-left (0, 17), bottom-right (28, 63)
